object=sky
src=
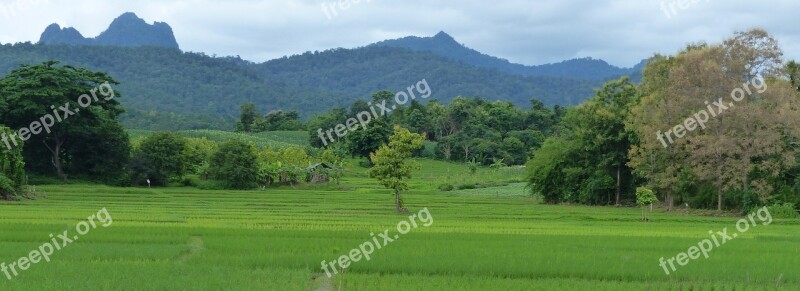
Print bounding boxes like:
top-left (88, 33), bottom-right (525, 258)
top-left (0, 0), bottom-right (798, 68)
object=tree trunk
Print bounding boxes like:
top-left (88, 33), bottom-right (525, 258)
top-left (43, 136), bottom-right (67, 181)
top-left (717, 177), bottom-right (723, 211)
top-left (395, 190), bottom-right (401, 213)
top-left (615, 163), bottom-right (621, 206)
top-left (666, 188), bottom-right (674, 211)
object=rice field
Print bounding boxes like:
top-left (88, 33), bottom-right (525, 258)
top-left (0, 160), bottom-right (798, 290)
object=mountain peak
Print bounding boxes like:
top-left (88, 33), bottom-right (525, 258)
top-left (39, 23), bottom-right (90, 45)
top-left (108, 12), bottom-right (148, 27)
top-left (39, 12), bottom-right (179, 49)
top-left (433, 31), bottom-right (454, 40)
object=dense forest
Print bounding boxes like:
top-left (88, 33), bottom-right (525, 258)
top-left (0, 42), bottom-right (608, 130)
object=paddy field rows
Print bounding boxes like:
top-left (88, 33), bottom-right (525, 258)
top-left (0, 160), bottom-right (798, 290)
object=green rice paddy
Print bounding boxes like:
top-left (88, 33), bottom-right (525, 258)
top-left (1, 160), bottom-right (798, 290)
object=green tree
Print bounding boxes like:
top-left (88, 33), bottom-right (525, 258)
top-left (636, 187), bottom-right (658, 222)
top-left (131, 132), bottom-right (188, 186)
top-left (0, 61), bottom-right (125, 180)
top-left (210, 140), bottom-right (259, 189)
top-left (238, 103), bottom-right (260, 133)
top-left (345, 117), bottom-right (392, 158)
top-left (368, 126), bottom-right (425, 212)
top-left (0, 125), bottom-right (25, 200)
top-left (183, 137), bottom-right (218, 174)
top-left (573, 77), bottom-right (639, 205)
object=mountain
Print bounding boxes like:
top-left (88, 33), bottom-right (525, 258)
top-left (258, 46), bottom-right (601, 107)
top-left (372, 31), bottom-right (642, 81)
top-left (9, 14), bottom-right (649, 130)
top-left (39, 12), bottom-right (179, 49)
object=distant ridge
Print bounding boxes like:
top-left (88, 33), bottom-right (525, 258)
top-left (39, 12), bottom-right (179, 49)
top-left (372, 31), bottom-right (644, 80)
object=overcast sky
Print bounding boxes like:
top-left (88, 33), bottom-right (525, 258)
top-left (0, 0), bottom-right (797, 68)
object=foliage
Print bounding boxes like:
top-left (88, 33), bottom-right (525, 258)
top-left (368, 126), bottom-right (425, 212)
top-left (0, 174), bottom-right (16, 199)
top-left (762, 203), bottom-right (798, 219)
top-left (635, 187), bottom-right (657, 222)
top-left (526, 77), bottom-right (638, 205)
top-left (344, 116), bottom-right (392, 158)
top-left (183, 137), bottom-right (218, 175)
top-left (438, 183), bottom-right (455, 191)
top-left (210, 140), bottom-right (259, 189)
top-left (466, 159), bottom-right (480, 175)
top-left (0, 43), bottom-right (601, 131)
top-left (635, 187), bottom-right (658, 206)
top-left (628, 29), bottom-right (800, 211)
top-left (0, 61), bottom-right (128, 181)
top-left (0, 125), bottom-right (25, 199)
top-left (130, 132), bottom-right (188, 186)
top-left (311, 96), bottom-right (559, 166)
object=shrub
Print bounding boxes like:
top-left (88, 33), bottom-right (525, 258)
top-left (210, 140), bottom-right (259, 190)
top-left (0, 174), bottom-right (16, 199)
top-left (438, 183), bottom-right (455, 191)
top-left (763, 203), bottom-right (798, 219)
top-left (457, 183), bottom-right (476, 190)
top-left (131, 132), bottom-right (189, 186)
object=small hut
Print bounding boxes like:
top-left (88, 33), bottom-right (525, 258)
top-left (306, 162), bottom-right (337, 183)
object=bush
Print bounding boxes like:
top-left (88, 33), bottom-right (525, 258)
top-left (438, 183), bottom-right (454, 191)
top-left (0, 174), bottom-right (16, 199)
top-left (763, 203), bottom-right (798, 219)
top-left (457, 183), bottom-right (476, 190)
top-left (130, 132), bottom-right (189, 186)
top-left (210, 140), bottom-right (259, 190)
top-left (358, 159), bottom-right (373, 168)
top-left (180, 177), bottom-right (199, 187)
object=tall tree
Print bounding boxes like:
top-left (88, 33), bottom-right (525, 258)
top-left (628, 55), bottom-right (686, 211)
top-left (573, 77), bottom-right (639, 205)
top-left (0, 61), bottom-right (126, 180)
top-left (238, 103), bottom-right (260, 133)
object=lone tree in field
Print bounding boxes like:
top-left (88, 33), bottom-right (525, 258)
top-left (636, 187), bottom-right (657, 222)
top-left (368, 126), bottom-right (425, 212)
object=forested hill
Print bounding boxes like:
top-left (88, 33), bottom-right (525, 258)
top-left (372, 31), bottom-right (646, 80)
top-left (259, 45), bottom-right (602, 106)
top-left (0, 43), bottom-right (334, 130)
top-left (0, 42), bottom-right (604, 130)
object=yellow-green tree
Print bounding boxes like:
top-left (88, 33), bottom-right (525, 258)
top-left (628, 29), bottom-right (800, 211)
top-left (368, 126), bottom-right (425, 212)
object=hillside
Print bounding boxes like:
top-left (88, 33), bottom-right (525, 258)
top-left (0, 43), bottom-right (603, 130)
top-left (258, 46), bottom-right (603, 107)
top-left (0, 13), bottom-right (640, 130)
top-left (372, 32), bottom-right (645, 80)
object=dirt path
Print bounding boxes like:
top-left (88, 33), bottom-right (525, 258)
top-left (176, 236), bottom-right (204, 263)
top-left (308, 272), bottom-right (336, 291)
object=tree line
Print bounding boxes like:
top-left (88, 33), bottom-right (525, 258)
top-left (528, 29), bottom-right (800, 213)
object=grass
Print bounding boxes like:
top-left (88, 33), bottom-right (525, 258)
top-left (0, 159), bottom-right (798, 290)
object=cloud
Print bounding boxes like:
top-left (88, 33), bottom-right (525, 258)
top-left (0, 0), bottom-right (797, 67)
